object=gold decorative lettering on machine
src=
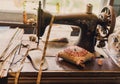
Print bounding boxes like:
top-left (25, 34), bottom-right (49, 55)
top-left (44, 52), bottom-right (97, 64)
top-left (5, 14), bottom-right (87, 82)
top-left (37, 0), bottom-right (116, 53)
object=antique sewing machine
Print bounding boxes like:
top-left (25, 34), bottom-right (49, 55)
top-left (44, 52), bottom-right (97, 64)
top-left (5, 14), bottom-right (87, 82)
top-left (36, 0), bottom-right (116, 53)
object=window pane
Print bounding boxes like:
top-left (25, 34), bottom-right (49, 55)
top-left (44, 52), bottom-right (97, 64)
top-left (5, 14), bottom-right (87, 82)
top-left (45, 0), bottom-right (101, 14)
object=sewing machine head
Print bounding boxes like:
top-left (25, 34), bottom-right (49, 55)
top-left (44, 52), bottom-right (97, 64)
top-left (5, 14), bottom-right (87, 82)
top-left (37, 0), bottom-right (115, 53)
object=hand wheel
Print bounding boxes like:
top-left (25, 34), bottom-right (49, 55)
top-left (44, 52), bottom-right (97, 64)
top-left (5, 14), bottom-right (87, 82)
top-left (97, 5), bottom-right (116, 38)
top-left (96, 6), bottom-right (116, 47)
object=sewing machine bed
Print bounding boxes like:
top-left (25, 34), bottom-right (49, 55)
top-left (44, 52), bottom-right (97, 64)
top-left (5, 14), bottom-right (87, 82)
top-left (7, 34), bottom-right (120, 84)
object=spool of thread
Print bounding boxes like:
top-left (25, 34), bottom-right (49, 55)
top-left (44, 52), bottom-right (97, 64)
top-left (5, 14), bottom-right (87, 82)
top-left (23, 1), bottom-right (27, 24)
top-left (56, 2), bottom-right (60, 14)
top-left (23, 10), bottom-right (27, 24)
top-left (86, 3), bottom-right (93, 14)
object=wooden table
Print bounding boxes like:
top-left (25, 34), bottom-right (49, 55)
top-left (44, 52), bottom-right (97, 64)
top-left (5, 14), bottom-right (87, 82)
top-left (6, 34), bottom-right (120, 84)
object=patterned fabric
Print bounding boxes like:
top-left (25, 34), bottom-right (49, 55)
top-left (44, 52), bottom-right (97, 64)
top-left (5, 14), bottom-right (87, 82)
top-left (57, 46), bottom-right (94, 67)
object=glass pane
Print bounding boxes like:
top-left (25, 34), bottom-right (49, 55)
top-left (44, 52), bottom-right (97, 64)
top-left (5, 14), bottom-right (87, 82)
top-left (0, 0), bottom-right (101, 14)
top-left (45, 0), bottom-right (101, 14)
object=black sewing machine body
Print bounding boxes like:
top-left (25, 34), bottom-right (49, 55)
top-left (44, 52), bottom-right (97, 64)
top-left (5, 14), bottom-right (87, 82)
top-left (37, 1), bottom-right (115, 53)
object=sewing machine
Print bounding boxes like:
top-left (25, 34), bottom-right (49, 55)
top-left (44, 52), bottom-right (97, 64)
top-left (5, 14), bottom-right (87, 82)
top-left (36, 0), bottom-right (115, 53)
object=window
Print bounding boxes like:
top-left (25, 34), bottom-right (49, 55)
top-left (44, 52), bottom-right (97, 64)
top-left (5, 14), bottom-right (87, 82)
top-left (0, 0), bottom-right (37, 22)
top-left (0, 0), bottom-right (37, 13)
top-left (0, 0), bottom-right (111, 22)
top-left (45, 0), bottom-right (101, 15)
top-left (0, 0), bottom-right (102, 14)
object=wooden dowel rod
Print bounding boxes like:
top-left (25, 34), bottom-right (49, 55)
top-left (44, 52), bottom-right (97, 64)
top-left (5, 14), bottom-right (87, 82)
top-left (36, 16), bottom-right (55, 84)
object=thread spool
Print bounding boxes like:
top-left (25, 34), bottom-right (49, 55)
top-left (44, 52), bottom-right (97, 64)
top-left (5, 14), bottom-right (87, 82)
top-left (23, 10), bottom-right (27, 24)
top-left (23, 1), bottom-right (27, 24)
top-left (56, 2), bottom-right (60, 14)
top-left (86, 3), bottom-right (93, 14)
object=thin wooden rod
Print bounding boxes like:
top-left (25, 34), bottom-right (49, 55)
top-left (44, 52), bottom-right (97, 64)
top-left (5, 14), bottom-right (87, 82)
top-left (36, 15), bottom-right (55, 84)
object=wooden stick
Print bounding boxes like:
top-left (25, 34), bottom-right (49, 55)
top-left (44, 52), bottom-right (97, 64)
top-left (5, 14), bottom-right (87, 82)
top-left (14, 65), bottom-right (22, 84)
top-left (0, 28), bottom-right (22, 60)
top-left (0, 45), bottom-right (20, 78)
top-left (36, 16), bottom-right (55, 84)
top-left (14, 46), bottom-right (30, 84)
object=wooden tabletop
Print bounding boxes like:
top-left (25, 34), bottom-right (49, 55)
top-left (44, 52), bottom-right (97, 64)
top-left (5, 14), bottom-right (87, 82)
top-left (7, 34), bottom-right (120, 84)
top-left (22, 34), bottom-right (120, 70)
